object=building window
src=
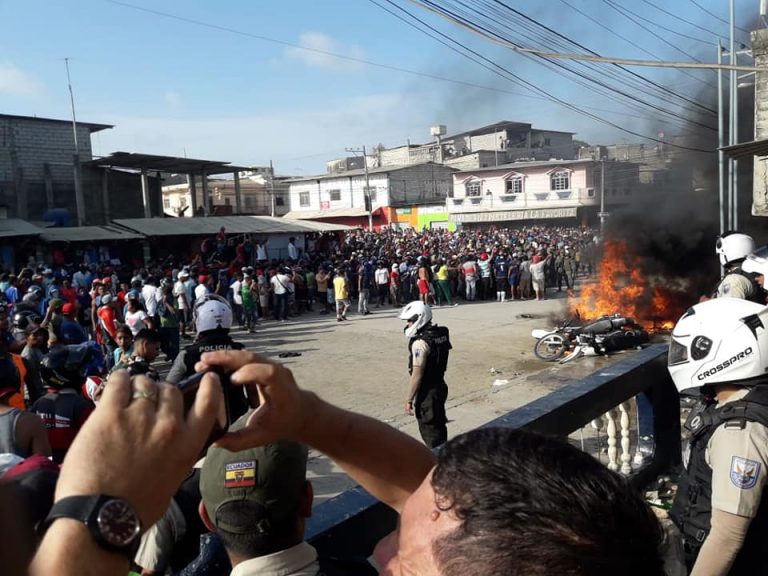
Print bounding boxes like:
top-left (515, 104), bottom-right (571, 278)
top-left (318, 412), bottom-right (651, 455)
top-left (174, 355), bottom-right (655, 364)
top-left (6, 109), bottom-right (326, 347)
top-left (550, 170), bottom-right (570, 191)
top-left (505, 177), bottom-right (523, 194)
top-left (587, 188), bottom-right (595, 198)
top-left (179, 197), bottom-right (188, 208)
top-left (329, 189), bottom-right (341, 201)
top-left (244, 196), bottom-right (256, 208)
top-left (624, 188), bottom-right (631, 196)
top-left (365, 186), bottom-right (377, 201)
top-left (276, 196), bottom-right (285, 206)
top-left (465, 180), bottom-right (481, 197)
top-left (544, 137), bottom-right (552, 146)
top-left (299, 191), bottom-right (310, 207)
top-left (163, 199), bottom-right (171, 210)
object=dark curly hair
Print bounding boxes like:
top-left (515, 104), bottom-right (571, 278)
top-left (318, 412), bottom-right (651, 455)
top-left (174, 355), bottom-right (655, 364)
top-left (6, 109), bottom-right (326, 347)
top-left (430, 428), bottom-right (664, 576)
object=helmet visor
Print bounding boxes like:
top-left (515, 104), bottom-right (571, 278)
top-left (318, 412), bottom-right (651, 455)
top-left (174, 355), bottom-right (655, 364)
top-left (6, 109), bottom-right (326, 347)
top-left (668, 339), bottom-right (689, 366)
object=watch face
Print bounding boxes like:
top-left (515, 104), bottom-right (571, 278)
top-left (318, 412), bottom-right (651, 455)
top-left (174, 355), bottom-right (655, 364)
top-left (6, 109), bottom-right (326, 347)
top-left (96, 499), bottom-right (141, 548)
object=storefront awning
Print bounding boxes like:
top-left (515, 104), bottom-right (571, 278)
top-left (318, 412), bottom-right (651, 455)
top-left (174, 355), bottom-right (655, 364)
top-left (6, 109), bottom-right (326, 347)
top-left (450, 207), bottom-right (578, 224)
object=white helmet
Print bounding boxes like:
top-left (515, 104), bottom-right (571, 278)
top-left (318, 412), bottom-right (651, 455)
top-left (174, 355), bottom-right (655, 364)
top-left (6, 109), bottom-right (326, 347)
top-left (742, 245), bottom-right (768, 278)
top-left (668, 298), bottom-right (768, 394)
top-left (399, 301), bottom-right (432, 339)
top-left (716, 233), bottom-right (755, 267)
top-left (194, 294), bottom-right (233, 333)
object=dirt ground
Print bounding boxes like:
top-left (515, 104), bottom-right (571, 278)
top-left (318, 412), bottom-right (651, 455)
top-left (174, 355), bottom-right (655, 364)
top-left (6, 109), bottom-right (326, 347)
top-left (215, 292), bottom-right (629, 504)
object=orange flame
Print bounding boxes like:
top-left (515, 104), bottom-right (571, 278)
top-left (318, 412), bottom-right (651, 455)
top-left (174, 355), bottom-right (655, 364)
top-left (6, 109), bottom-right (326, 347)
top-left (570, 241), bottom-right (686, 330)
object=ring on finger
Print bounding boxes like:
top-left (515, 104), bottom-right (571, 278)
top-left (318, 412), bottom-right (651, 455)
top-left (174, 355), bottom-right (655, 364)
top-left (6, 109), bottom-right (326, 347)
top-left (131, 389), bottom-right (159, 402)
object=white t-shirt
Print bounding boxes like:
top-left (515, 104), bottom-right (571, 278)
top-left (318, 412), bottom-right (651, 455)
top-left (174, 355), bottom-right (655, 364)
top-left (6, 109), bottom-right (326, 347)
top-left (288, 243), bottom-right (299, 260)
top-left (231, 280), bottom-right (243, 305)
top-left (125, 310), bottom-right (148, 336)
top-left (271, 274), bottom-right (290, 295)
top-left (173, 281), bottom-right (188, 310)
top-left (256, 244), bottom-right (268, 261)
top-left (194, 284), bottom-right (208, 302)
top-left (142, 285), bottom-right (158, 316)
top-left (375, 268), bottom-right (389, 285)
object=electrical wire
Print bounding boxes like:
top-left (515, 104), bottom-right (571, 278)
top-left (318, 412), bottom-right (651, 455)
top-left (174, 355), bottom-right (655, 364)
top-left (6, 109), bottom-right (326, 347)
top-left (638, 0), bottom-right (743, 41)
top-left (556, 0), bottom-right (715, 89)
top-left (395, 0), bottom-right (715, 152)
top-left (688, 0), bottom-right (751, 34)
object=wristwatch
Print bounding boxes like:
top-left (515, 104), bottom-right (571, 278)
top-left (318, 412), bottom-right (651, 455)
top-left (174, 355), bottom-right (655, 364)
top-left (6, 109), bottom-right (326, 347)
top-left (41, 495), bottom-right (142, 558)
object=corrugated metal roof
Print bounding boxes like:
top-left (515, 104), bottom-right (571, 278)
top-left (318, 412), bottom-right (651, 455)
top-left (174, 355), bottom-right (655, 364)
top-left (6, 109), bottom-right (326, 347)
top-left (720, 139), bottom-right (768, 159)
top-left (0, 219), bottom-right (43, 238)
top-left (40, 225), bottom-right (144, 242)
top-left (113, 216), bottom-right (351, 237)
top-left (86, 152), bottom-right (250, 174)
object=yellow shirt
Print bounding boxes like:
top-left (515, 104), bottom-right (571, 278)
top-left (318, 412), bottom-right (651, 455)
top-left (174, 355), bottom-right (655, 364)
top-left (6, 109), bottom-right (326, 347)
top-left (333, 276), bottom-right (348, 300)
top-left (436, 265), bottom-right (449, 281)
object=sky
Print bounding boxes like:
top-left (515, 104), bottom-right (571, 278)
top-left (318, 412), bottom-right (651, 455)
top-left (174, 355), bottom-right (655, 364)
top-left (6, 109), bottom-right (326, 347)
top-left (0, 0), bottom-right (758, 175)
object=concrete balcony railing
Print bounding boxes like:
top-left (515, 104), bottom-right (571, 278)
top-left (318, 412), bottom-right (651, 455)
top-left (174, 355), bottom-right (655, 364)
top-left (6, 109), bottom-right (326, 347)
top-left (307, 344), bottom-right (680, 560)
top-left (447, 188), bottom-right (597, 212)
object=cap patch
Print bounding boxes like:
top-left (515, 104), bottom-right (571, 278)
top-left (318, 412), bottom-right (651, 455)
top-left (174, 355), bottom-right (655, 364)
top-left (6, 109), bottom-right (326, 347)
top-left (225, 461), bottom-right (256, 488)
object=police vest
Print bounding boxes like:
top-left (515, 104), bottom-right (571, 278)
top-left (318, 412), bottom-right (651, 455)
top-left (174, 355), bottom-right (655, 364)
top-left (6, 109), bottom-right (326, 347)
top-left (716, 269), bottom-right (766, 303)
top-left (670, 387), bottom-right (768, 568)
top-left (182, 332), bottom-right (248, 422)
top-left (408, 325), bottom-right (451, 403)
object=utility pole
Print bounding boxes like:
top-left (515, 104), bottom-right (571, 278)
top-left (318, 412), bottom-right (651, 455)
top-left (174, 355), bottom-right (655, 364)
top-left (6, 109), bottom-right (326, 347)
top-left (345, 146), bottom-right (373, 229)
top-left (65, 58), bottom-right (85, 226)
top-left (730, 0), bottom-right (739, 231)
top-left (269, 160), bottom-right (276, 217)
top-left (599, 158), bottom-right (606, 236)
top-left (718, 40), bottom-right (726, 237)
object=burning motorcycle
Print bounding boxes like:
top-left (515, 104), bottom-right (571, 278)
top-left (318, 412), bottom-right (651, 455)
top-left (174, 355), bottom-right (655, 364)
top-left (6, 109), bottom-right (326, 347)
top-left (531, 314), bottom-right (649, 363)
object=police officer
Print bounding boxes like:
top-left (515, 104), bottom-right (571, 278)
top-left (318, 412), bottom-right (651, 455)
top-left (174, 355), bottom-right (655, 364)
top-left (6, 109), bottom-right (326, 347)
top-left (668, 297), bottom-right (768, 575)
top-left (712, 232), bottom-right (763, 302)
top-left (399, 301), bottom-right (451, 448)
top-left (165, 294), bottom-right (249, 422)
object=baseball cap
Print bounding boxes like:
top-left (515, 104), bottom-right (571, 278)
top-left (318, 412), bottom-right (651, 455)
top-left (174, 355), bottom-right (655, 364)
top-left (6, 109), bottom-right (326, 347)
top-left (61, 303), bottom-right (75, 315)
top-left (200, 413), bottom-right (308, 536)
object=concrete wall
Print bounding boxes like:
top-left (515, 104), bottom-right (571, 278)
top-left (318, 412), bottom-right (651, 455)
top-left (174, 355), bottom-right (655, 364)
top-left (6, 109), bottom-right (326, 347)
top-left (530, 131), bottom-right (574, 159)
top-left (753, 28), bottom-right (768, 216)
top-left (288, 164), bottom-right (455, 213)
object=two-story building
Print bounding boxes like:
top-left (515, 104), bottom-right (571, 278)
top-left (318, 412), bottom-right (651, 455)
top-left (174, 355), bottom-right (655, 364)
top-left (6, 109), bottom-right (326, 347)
top-left (448, 158), bottom-right (640, 227)
top-left (285, 162), bottom-right (456, 229)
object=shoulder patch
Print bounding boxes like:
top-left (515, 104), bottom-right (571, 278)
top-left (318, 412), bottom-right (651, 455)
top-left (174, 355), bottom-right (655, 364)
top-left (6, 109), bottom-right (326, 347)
top-left (225, 460), bottom-right (256, 488)
top-left (730, 456), bottom-right (760, 489)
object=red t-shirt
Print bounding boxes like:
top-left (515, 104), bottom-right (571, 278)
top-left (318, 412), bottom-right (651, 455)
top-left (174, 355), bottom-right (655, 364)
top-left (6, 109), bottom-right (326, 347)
top-left (97, 306), bottom-right (118, 341)
top-left (60, 287), bottom-right (77, 305)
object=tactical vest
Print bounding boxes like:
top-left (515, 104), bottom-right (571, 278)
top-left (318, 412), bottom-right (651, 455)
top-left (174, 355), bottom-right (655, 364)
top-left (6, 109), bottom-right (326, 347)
top-left (408, 324), bottom-right (451, 404)
top-left (182, 331), bottom-right (248, 423)
top-left (670, 387), bottom-right (768, 569)
top-left (715, 268), bottom-right (766, 304)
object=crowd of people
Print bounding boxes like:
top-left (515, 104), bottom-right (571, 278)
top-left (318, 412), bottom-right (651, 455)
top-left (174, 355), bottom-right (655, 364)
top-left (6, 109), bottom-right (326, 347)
top-left (5, 224), bottom-right (768, 575)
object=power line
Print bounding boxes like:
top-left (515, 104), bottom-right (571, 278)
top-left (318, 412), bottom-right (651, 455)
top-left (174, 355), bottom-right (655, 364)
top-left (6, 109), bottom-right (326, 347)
top-left (556, 0), bottom-right (714, 89)
top-left (638, 0), bottom-right (737, 40)
top-left (375, 0), bottom-right (713, 133)
top-left (613, 1), bottom-right (721, 47)
top-left (687, 0), bottom-right (751, 35)
top-left (396, 0), bottom-right (715, 152)
top-left (483, 0), bottom-right (714, 114)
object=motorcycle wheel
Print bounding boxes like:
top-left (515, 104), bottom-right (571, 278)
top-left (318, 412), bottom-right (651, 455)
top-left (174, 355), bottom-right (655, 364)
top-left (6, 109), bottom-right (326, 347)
top-left (534, 333), bottom-right (568, 361)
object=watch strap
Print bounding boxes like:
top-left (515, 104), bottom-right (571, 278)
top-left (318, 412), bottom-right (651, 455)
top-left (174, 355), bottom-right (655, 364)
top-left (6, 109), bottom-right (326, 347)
top-left (41, 495), bottom-right (141, 558)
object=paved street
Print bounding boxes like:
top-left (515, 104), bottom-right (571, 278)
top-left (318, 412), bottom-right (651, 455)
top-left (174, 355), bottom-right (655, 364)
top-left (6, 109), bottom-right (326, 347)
top-left (220, 293), bottom-right (622, 504)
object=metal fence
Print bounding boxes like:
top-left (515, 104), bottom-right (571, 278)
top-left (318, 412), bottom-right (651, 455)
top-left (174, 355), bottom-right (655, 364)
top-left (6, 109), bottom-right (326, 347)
top-left (306, 343), bottom-right (680, 559)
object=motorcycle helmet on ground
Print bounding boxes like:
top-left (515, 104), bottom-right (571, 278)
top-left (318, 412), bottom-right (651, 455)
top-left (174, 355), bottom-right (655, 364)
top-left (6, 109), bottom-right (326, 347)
top-left (40, 343), bottom-right (104, 389)
top-left (716, 232), bottom-right (755, 267)
top-left (399, 301), bottom-right (432, 339)
top-left (194, 294), bottom-right (233, 333)
top-left (668, 298), bottom-right (768, 395)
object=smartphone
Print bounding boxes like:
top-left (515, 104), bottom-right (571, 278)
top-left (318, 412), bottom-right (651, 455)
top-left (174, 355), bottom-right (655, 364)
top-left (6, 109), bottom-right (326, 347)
top-left (177, 371), bottom-right (228, 446)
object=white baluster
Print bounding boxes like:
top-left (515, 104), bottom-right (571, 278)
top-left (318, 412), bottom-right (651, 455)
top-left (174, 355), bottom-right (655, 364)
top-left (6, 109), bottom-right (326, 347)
top-left (619, 402), bottom-right (633, 475)
top-left (591, 418), bottom-right (604, 463)
top-left (605, 409), bottom-right (618, 472)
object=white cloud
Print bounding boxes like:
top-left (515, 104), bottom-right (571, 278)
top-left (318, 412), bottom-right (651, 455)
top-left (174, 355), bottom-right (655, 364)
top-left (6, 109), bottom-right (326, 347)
top-left (93, 92), bottom-right (434, 175)
top-left (164, 90), bottom-right (182, 109)
top-left (0, 62), bottom-right (45, 98)
top-left (283, 32), bottom-right (365, 72)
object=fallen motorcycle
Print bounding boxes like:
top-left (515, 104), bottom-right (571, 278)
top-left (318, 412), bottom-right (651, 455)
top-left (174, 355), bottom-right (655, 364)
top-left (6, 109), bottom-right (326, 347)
top-left (531, 314), bottom-right (649, 363)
